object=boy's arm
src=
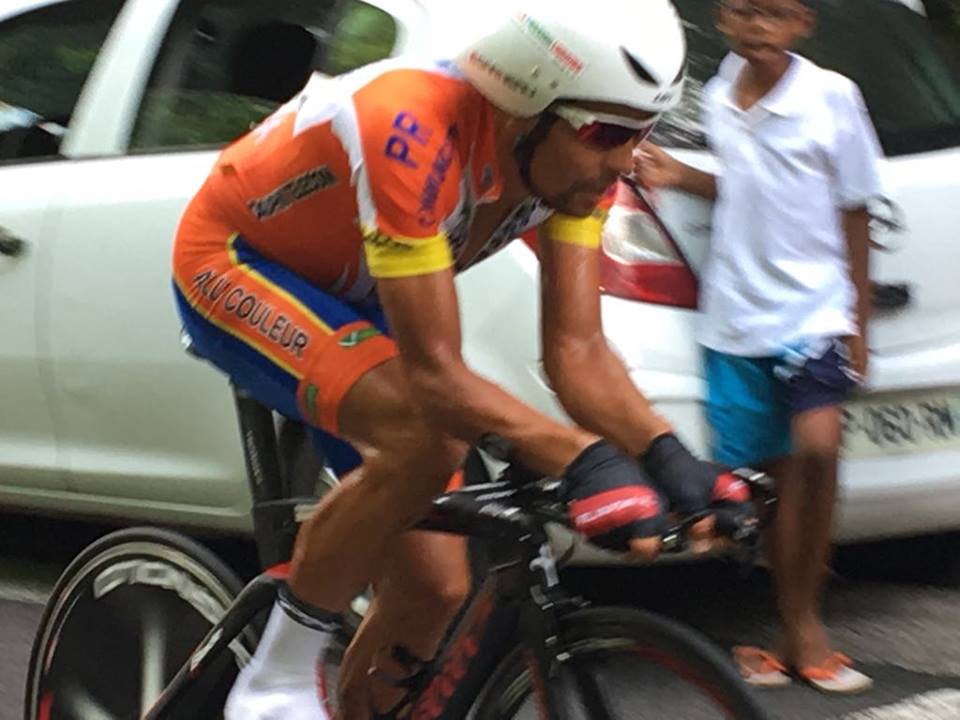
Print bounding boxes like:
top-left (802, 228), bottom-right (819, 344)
top-left (635, 78), bottom-right (722, 199)
top-left (677, 163), bottom-right (718, 200)
top-left (635, 143), bottom-right (718, 199)
top-left (833, 79), bottom-right (885, 379)
top-left (843, 207), bottom-right (872, 378)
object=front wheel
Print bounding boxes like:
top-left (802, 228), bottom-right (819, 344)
top-left (24, 527), bottom-right (254, 720)
top-left (471, 606), bottom-right (769, 720)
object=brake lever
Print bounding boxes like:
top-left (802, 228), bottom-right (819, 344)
top-left (730, 468), bottom-right (778, 528)
top-left (660, 510), bottom-right (712, 554)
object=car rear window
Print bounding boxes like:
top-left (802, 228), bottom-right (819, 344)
top-left (656, 0), bottom-right (960, 156)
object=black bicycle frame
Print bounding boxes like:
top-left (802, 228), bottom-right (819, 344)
top-left (400, 487), bottom-right (574, 720)
top-left (233, 389), bottom-right (311, 568)
top-left (142, 484), bottom-right (576, 720)
top-left (144, 384), bottom-right (773, 719)
top-left (142, 387), bottom-right (577, 719)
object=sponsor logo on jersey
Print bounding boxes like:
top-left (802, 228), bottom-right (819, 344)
top-left (362, 229), bottom-right (415, 253)
top-left (191, 270), bottom-right (311, 358)
top-left (418, 125), bottom-right (459, 226)
top-left (248, 165), bottom-right (338, 221)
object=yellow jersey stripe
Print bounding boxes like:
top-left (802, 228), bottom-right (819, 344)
top-left (362, 229), bottom-right (454, 279)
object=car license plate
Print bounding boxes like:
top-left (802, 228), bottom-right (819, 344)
top-left (842, 391), bottom-right (960, 458)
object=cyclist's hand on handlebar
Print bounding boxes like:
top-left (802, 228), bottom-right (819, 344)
top-left (641, 433), bottom-right (754, 553)
top-left (562, 440), bottom-right (669, 562)
top-left (641, 433), bottom-right (753, 512)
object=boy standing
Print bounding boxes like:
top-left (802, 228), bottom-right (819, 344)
top-left (639, 0), bottom-right (883, 694)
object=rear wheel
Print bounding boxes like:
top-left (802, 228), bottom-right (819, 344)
top-left (24, 527), bottom-right (254, 720)
top-left (471, 606), bottom-right (769, 720)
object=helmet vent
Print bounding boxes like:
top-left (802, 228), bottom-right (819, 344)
top-left (672, 63), bottom-right (686, 85)
top-left (620, 47), bottom-right (656, 85)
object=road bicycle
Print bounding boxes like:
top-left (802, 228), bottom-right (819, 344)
top-left (26, 386), bottom-right (774, 720)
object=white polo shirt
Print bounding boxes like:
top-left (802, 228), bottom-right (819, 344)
top-left (698, 52), bottom-right (885, 357)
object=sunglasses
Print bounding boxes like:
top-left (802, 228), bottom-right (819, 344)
top-left (552, 105), bottom-right (660, 151)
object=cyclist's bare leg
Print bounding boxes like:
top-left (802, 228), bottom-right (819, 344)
top-left (288, 358), bottom-right (469, 715)
top-left (288, 357), bottom-right (466, 613)
top-left (227, 358), bottom-right (466, 720)
top-left (770, 406), bottom-right (841, 668)
top-left (336, 531), bottom-right (470, 718)
top-left (224, 359), bottom-right (466, 720)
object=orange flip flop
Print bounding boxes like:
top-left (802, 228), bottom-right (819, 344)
top-left (796, 652), bottom-right (873, 695)
top-left (732, 646), bottom-right (792, 688)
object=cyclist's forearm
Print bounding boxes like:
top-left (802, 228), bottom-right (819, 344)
top-left (545, 338), bottom-right (672, 456)
top-left (405, 361), bottom-right (594, 477)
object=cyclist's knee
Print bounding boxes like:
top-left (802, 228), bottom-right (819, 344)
top-left (379, 434), bottom-right (463, 492)
top-left (396, 426), bottom-right (464, 472)
top-left (337, 360), bottom-right (466, 488)
top-left (365, 418), bottom-right (466, 486)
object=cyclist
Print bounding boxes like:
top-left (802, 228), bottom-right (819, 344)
top-left (171, 1), bottom-right (750, 717)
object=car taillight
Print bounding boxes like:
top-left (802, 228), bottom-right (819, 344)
top-left (600, 180), bottom-right (698, 309)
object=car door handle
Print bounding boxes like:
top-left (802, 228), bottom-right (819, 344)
top-left (0, 227), bottom-right (26, 257)
top-left (871, 281), bottom-right (911, 312)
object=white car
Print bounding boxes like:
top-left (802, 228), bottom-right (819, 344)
top-left (1, 0), bottom-right (958, 542)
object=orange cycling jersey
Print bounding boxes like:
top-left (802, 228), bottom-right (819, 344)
top-left (189, 59), bottom-right (614, 305)
top-left (173, 58), bottom-right (615, 440)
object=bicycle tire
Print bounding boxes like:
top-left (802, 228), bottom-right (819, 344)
top-left (470, 606), bottom-right (769, 720)
top-left (24, 527), bottom-right (254, 720)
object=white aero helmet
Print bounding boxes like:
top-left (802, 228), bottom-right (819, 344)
top-left (453, 0), bottom-right (687, 118)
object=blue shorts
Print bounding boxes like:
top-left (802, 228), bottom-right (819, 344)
top-left (704, 338), bottom-right (859, 467)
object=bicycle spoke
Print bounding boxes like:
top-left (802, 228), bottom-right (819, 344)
top-left (140, 606), bottom-right (169, 712)
top-left (62, 682), bottom-right (118, 720)
top-left (568, 661), bottom-right (615, 720)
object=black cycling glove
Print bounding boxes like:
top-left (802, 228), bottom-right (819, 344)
top-left (641, 433), bottom-right (751, 514)
top-left (563, 440), bottom-right (669, 551)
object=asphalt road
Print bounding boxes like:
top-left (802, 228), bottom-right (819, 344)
top-left (3, 513), bottom-right (960, 720)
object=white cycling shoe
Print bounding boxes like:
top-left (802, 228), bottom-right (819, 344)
top-left (224, 599), bottom-right (336, 720)
top-left (224, 664), bottom-right (331, 720)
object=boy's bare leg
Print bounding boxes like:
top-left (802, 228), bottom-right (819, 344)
top-left (772, 405), bottom-right (842, 668)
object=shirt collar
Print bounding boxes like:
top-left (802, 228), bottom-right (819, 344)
top-left (717, 51), bottom-right (746, 82)
top-left (759, 53), bottom-right (808, 116)
top-left (721, 51), bottom-right (810, 117)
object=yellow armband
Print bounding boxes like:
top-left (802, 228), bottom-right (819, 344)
top-left (362, 228), bottom-right (454, 278)
top-left (540, 206), bottom-right (609, 249)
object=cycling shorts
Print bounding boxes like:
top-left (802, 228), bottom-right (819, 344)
top-left (173, 195), bottom-right (398, 466)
